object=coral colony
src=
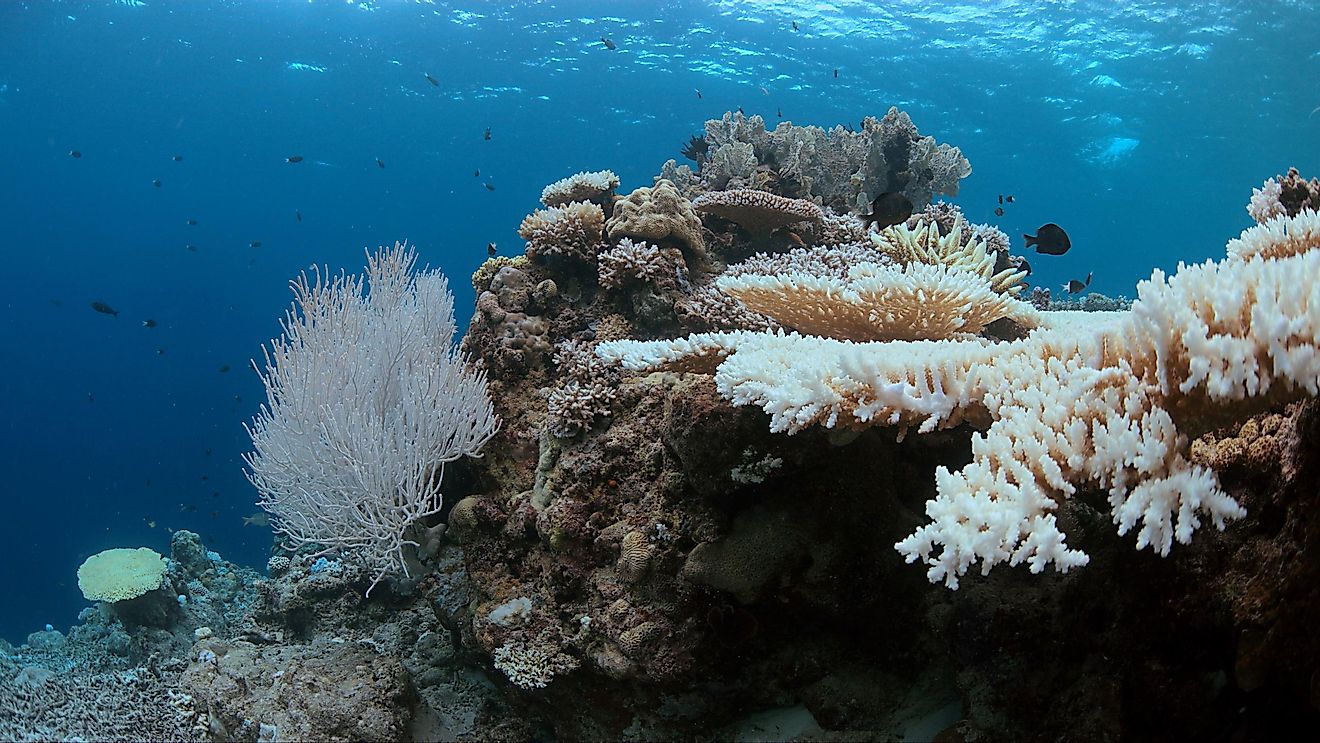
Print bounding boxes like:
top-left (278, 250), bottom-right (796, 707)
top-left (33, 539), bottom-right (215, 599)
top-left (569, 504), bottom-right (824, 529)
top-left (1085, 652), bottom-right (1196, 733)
top-left (8, 111), bottom-right (1320, 740)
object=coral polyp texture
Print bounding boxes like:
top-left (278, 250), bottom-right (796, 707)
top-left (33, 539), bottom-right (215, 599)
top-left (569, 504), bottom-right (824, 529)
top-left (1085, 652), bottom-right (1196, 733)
top-left (599, 210), bottom-right (1320, 588)
top-left (540, 169), bottom-right (620, 207)
top-left (692, 188), bottom-right (824, 239)
top-left (518, 200), bottom-right (607, 262)
top-left (605, 180), bottom-right (706, 265)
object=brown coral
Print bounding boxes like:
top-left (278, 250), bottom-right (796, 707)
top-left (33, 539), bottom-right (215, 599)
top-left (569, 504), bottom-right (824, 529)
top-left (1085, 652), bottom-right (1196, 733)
top-left (692, 188), bottom-right (824, 239)
top-left (519, 201), bottom-right (606, 262)
top-left (606, 181), bottom-right (707, 267)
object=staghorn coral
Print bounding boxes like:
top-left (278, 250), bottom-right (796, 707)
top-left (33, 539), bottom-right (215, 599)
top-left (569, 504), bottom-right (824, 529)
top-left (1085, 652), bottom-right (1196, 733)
top-left (692, 189), bottom-right (824, 239)
top-left (606, 181), bottom-right (707, 267)
top-left (1226, 208), bottom-right (1320, 260)
top-left (716, 261), bottom-right (1040, 342)
top-left (1247, 167), bottom-right (1320, 223)
top-left (541, 169), bottom-right (620, 208)
top-left (519, 201), bottom-right (606, 262)
top-left (599, 209), bottom-right (1320, 588)
top-left (700, 108), bottom-right (971, 214)
top-left (545, 339), bottom-right (619, 438)
top-left (597, 238), bottom-right (688, 291)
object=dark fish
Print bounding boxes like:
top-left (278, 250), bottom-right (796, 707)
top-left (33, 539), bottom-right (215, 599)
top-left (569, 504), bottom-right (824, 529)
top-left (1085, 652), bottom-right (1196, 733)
top-left (861, 191), bottom-right (914, 230)
top-left (152, 179), bottom-right (162, 188)
top-left (172, 154), bottom-right (183, 162)
top-left (142, 319), bottom-right (157, 328)
top-left (998, 194), bottom-right (1003, 205)
top-left (186, 219), bottom-right (198, 225)
top-left (250, 240), bottom-right (262, 248)
top-left (601, 37), bottom-right (616, 50)
top-left (1063, 272), bottom-right (1093, 294)
top-left (205, 448), bottom-right (212, 456)
top-left (473, 169), bottom-right (480, 177)
top-left (792, 21), bottom-right (799, 31)
top-left (777, 107), bottom-right (783, 118)
top-left (91, 301), bottom-right (119, 317)
top-left (376, 158), bottom-right (385, 168)
top-left (210, 511), bottom-right (219, 519)
top-left (483, 127), bottom-right (491, 141)
top-left (695, 89), bottom-right (702, 99)
top-left (833, 68), bottom-right (839, 78)
top-left (425, 73), bottom-right (440, 86)
top-left (994, 207), bottom-right (1004, 217)
top-left (487, 242), bottom-right (497, 257)
top-left (186, 244), bottom-right (198, 252)
top-left (285, 155), bottom-right (304, 164)
top-left (1005, 195), bottom-right (1015, 203)
top-left (1024, 223), bottom-right (1071, 255)
top-left (156, 348), bottom-right (166, 355)
top-left (218, 364), bottom-right (230, 373)
top-left (1014, 256), bottom-right (1032, 277)
top-left (181, 503), bottom-right (198, 513)
top-left (87, 392), bottom-right (94, 403)
top-left (69, 150), bottom-right (81, 158)
top-left (295, 209), bottom-right (302, 222)
top-left (484, 182), bottom-right (496, 191)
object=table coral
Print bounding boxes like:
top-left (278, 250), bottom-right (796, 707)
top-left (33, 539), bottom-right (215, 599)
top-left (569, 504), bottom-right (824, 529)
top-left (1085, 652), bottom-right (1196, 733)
top-left (692, 189), bottom-right (824, 239)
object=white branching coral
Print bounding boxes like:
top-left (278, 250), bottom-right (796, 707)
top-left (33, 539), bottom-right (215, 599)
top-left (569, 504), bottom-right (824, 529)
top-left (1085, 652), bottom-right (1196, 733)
top-left (872, 215), bottom-right (1027, 295)
top-left (597, 238), bottom-right (688, 290)
top-left (1226, 209), bottom-right (1320, 261)
top-left (599, 215), bottom-right (1320, 588)
top-left (546, 339), bottom-right (618, 438)
top-left (716, 261), bottom-right (1040, 342)
top-left (518, 201), bottom-right (606, 262)
top-left (492, 635), bottom-right (579, 689)
top-left (541, 169), bottom-right (620, 207)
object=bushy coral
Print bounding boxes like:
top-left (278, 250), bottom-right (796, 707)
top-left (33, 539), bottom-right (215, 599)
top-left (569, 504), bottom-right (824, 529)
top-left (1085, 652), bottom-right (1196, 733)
top-left (519, 201), bottom-right (607, 262)
top-left (598, 238), bottom-right (688, 291)
top-left (541, 169), bottom-right (620, 207)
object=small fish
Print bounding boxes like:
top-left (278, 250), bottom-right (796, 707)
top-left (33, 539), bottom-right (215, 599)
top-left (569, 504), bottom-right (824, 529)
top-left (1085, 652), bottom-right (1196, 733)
top-left (483, 127), bottom-right (491, 141)
top-left (833, 68), bottom-right (839, 78)
top-left (234, 394), bottom-right (242, 404)
top-left (994, 207), bottom-right (1004, 217)
top-left (295, 209), bottom-right (302, 222)
top-left (1024, 223), bottom-right (1071, 256)
top-left (759, 86), bottom-right (769, 96)
top-left (1014, 256), bottom-right (1032, 276)
top-left (777, 107), bottom-right (783, 118)
top-left (376, 158), bottom-right (385, 169)
top-left (1005, 195), bottom-right (1015, 203)
top-left (186, 219), bottom-right (198, 226)
top-left (1063, 271), bottom-right (1093, 294)
top-left (792, 21), bottom-right (799, 31)
top-left (205, 448), bottom-right (212, 456)
top-left (601, 37), bottom-right (616, 50)
top-left (242, 512), bottom-right (270, 527)
top-left (209, 511), bottom-right (219, 519)
top-left (218, 364), bottom-right (230, 373)
top-left (487, 242), bottom-right (497, 257)
top-left (473, 169), bottom-right (480, 177)
top-left (142, 319), bottom-right (157, 328)
top-left (172, 154), bottom-right (183, 162)
top-left (145, 519), bottom-right (156, 529)
top-left (285, 155), bottom-right (304, 164)
top-left (250, 240), bottom-right (262, 248)
top-left (69, 150), bottom-right (81, 158)
top-left (695, 89), bottom-right (702, 99)
top-left (186, 244), bottom-right (198, 252)
top-left (156, 348), bottom-right (166, 355)
top-left (998, 194), bottom-right (1003, 205)
top-left (152, 179), bottom-right (162, 188)
top-left (87, 392), bottom-right (94, 403)
top-left (861, 191), bottom-right (914, 231)
top-left (181, 503), bottom-right (198, 513)
top-left (424, 72), bottom-right (440, 86)
top-left (785, 231), bottom-right (807, 248)
top-left (91, 301), bottom-right (119, 317)
top-left (484, 182), bottom-right (496, 191)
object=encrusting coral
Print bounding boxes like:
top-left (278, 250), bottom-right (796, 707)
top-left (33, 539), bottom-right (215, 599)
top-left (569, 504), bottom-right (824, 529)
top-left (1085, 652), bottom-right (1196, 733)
top-left (599, 208), bottom-right (1320, 588)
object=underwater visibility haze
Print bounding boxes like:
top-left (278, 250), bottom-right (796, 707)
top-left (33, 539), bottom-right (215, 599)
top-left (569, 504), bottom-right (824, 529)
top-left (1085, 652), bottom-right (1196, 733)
top-left (2, 0), bottom-right (1320, 740)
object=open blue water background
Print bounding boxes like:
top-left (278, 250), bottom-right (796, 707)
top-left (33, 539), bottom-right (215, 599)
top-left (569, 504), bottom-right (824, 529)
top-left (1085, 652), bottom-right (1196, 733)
top-left (0, 0), bottom-right (1316, 643)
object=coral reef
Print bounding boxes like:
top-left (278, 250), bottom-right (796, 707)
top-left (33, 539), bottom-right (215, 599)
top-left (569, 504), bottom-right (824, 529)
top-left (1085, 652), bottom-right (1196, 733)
top-left (540, 169), bottom-right (620, 208)
top-left (606, 180), bottom-right (708, 269)
top-left (1247, 167), bottom-right (1320, 223)
top-left (692, 188), bottom-right (824, 240)
top-left (519, 201), bottom-right (607, 263)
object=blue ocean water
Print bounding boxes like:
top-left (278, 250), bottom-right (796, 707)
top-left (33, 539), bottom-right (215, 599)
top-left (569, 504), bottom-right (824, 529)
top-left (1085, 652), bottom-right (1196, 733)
top-left (0, 0), bottom-right (1316, 645)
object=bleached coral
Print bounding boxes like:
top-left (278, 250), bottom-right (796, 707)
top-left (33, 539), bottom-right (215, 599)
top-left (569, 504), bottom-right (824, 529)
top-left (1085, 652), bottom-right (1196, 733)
top-left (675, 284), bottom-right (781, 334)
top-left (728, 242), bottom-right (894, 281)
top-left (518, 201), bottom-right (606, 262)
top-left (599, 215), bottom-right (1320, 588)
top-left (597, 238), bottom-right (688, 290)
top-left (716, 261), bottom-right (1039, 342)
top-left (872, 215), bottom-right (1027, 295)
top-left (1227, 209), bottom-right (1320, 261)
top-left (540, 170), bottom-right (620, 207)
top-left (492, 635), bottom-right (579, 689)
top-left (546, 339), bottom-right (618, 438)
top-left (1247, 167), bottom-right (1320, 223)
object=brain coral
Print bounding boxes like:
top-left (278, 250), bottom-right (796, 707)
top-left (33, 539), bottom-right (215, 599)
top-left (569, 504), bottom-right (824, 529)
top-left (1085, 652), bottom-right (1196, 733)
top-left (77, 547), bottom-right (167, 602)
top-left (606, 181), bottom-right (706, 266)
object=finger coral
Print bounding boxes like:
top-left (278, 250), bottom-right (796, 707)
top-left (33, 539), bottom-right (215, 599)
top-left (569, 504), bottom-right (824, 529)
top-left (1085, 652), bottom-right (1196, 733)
top-left (872, 214), bottom-right (1027, 295)
top-left (599, 211), bottom-right (1320, 588)
top-left (1247, 167), bottom-right (1320, 223)
top-left (519, 201), bottom-right (606, 262)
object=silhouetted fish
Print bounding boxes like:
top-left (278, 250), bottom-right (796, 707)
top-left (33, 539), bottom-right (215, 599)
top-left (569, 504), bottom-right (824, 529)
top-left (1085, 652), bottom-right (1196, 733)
top-left (142, 319), bottom-right (157, 328)
top-left (186, 219), bottom-right (198, 226)
top-left (295, 209), bottom-right (302, 222)
top-left (156, 348), bottom-right (166, 355)
top-left (1063, 271), bottom-right (1093, 294)
top-left (91, 301), bottom-right (119, 317)
top-left (994, 207), bottom-right (1004, 217)
top-left (285, 155), bottom-right (304, 163)
top-left (1005, 195), bottom-right (1015, 203)
top-left (474, 169), bottom-right (480, 177)
top-left (69, 150), bottom-right (81, 158)
top-left (792, 21), bottom-right (799, 31)
top-left (425, 73), bottom-right (440, 86)
top-left (376, 158), bottom-right (385, 168)
top-left (186, 244), bottom-right (198, 252)
top-left (218, 364), bottom-right (230, 373)
top-left (1025, 223), bottom-right (1071, 255)
top-left (861, 191), bottom-right (913, 230)
top-left (152, 179), bottom-right (161, 188)
top-left (172, 154), bottom-right (183, 162)
top-left (487, 242), bottom-right (497, 257)
top-left (695, 89), bottom-right (702, 99)
top-left (833, 68), bottom-right (839, 78)
top-left (484, 182), bottom-right (496, 191)
top-left (998, 194), bottom-right (1003, 205)
top-left (250, 240), bottom-right (262, 248)
top-left (601, 37), bottom-right (616, 50)
top-left (777, 107), bottom-right (783, 118)
top-left (483, 127), bottom-right (491, 141)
